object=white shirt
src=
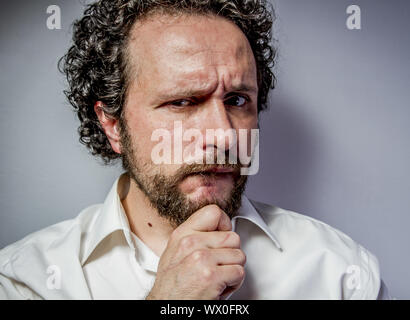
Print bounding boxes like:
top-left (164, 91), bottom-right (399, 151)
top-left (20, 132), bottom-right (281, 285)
top-left (0, 174), bottom-right (390, 299)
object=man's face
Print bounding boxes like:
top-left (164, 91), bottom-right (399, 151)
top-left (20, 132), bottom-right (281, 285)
top-left (120, 13), bottom-right (259, 227)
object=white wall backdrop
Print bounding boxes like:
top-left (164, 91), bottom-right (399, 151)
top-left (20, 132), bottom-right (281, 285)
top-left (1, 0), bottom-right (409, 298)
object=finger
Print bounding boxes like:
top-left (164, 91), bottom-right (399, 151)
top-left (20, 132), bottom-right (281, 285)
top-left (173, 231), bottom-right (242, 265)
top-left (210, 248), bottom-right (246, 266)
top-left (216, 264), bottom-right (245, 294)
top-left (216, 209), bottom-right (232, 231)
top-left (199, 231), bottom-right (241, 249)
top-left (181, 204), bottom-right (232, 233)
top-left (176, 231), bottom-right (241, 261)
top-left (220, 285), bottom-right (238, 300)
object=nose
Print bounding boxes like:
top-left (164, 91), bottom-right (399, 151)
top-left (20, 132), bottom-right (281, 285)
top-left (200, 99), bottom-right (237, 156)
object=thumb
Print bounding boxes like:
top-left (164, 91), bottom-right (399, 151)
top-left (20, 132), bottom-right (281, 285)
top-left (183, 204), bottom-right (232, 232)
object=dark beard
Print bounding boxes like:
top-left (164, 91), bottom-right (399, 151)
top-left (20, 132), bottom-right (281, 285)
top-left (119, 117), bottom-right (248, 228)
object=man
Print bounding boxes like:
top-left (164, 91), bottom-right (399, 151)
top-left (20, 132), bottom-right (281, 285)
top-left (0, 0), bottom-right (389, 299)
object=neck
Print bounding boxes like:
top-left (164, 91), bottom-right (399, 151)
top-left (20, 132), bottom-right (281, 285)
top-left (119, 173), bottom-right (175, 257)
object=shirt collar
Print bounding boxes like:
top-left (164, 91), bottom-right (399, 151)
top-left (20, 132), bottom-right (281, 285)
top-left (81, 174), bottom-right (283, 265)
top-left (233, 196), bottom-right (283, 252)
top-left (81, 174), bottom-right (135, 265)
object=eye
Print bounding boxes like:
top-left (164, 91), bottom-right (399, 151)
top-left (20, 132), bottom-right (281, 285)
top-left (224, 95), bottom-right (249, 107)
top-left (169, 99), bottom-right (196, 107)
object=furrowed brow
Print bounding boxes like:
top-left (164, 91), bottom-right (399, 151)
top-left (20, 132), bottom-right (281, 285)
top-left (228, 84), bottom-right (258, 94)
top-left (156, 88), bottom-right (211, 102)
top-left (157, 83), bottom-right (257, 101)
top-left (151, 81), bottom-right (258, 107)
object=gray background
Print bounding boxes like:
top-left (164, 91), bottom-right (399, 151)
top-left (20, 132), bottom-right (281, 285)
top-left (0, 0), bottom-right (409, 299)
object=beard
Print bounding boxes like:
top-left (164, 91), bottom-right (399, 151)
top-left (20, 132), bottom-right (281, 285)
top-left (119, 117), bottom-right (248, 228)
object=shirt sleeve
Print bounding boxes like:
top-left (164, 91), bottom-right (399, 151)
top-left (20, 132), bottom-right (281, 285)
top-left (377, 280), bottom-right (392, 300)
top-left (349, 244), bottom-right (388, 300)
top-left (0, 274), bottom-right (26, 300)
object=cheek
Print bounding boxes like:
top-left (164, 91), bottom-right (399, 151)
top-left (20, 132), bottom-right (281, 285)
top-left (231, 105), bottom-right (258, 128)
top-left (126, 110), bottom-right (184, 174)
top-left (125, 107), bottom-right (165, 147)
top-left (233, 117), bottom-right (258, 157)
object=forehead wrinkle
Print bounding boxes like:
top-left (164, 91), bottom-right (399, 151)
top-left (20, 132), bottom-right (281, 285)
top-left (155, 72), bottom-right (218, 101)
top-left (169, 47), bottom-right (255, 86)
top-left (125, 12), bottom-right (258, 103)
top-left (148, 54), bottom-right (257, 102)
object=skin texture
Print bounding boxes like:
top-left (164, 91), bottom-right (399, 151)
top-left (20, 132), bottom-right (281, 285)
top-left (95, 13), bottom-right (259, 299)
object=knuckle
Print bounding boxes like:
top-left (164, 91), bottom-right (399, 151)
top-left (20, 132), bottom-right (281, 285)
top-left (179, 235), bottom-right (196, 250)
top-left (235, 265), bottom-right (245, 279)
top-left (237, 249), bottom-right (246, 265)
top-left (191, 249), bottom-right (209, 263)
top-left (201, 266), bottom-right (216, 282)
top-left (170, 228), bottom-right (182, 242)
top-left (207, 204), bottom-right (222, 213)
top-left (229, 232), bottom-right (241, 247)
top-left (205, 204), bottom-right (222, 220)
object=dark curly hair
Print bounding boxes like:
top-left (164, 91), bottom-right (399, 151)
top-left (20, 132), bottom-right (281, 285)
top-left (59, 0), bottom-right (277, 164)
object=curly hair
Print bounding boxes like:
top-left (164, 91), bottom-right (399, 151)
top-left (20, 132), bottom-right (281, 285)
top-left (59, 0), bottom-right (277, 164)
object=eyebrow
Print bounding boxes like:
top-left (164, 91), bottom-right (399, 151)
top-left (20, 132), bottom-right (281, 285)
top-left (155, 84), bottom-right (258, 103)
top-left (229, 84), bottom-right (258, 94)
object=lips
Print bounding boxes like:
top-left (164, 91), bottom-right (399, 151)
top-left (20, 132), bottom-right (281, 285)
top-left (178, 166), bottom-right (237, 194)
top-left (203, 167), bottom-right (235, 174)
top-left (180, 166), bottom-right (239, 184)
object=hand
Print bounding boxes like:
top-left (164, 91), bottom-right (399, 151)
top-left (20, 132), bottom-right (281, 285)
top-left (146, 204), bottom-right (246, 300)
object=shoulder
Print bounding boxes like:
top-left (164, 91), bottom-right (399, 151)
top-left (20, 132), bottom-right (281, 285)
top-left (249, 199), bottom-right (382, 299)
top-left (1, 204), bottom-right (101, 260)
top-left (0, 204), bottom-right (102, 299)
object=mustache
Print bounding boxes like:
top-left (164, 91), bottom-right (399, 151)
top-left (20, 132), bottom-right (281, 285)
top-left (178, 163), bottom-right (240, 177)
top-left (171, 155), bottom-right (242, 186)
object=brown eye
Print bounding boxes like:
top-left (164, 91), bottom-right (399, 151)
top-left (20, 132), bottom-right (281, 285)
top-left (225, 95), bottom-right (248, 107)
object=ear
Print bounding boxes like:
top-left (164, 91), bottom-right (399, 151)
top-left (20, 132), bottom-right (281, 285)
top-left (94, 101), bottom-right (122, 154)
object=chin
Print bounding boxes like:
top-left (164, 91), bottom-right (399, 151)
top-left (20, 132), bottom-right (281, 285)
top-left (185, 185), bottom-right (231, 205)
